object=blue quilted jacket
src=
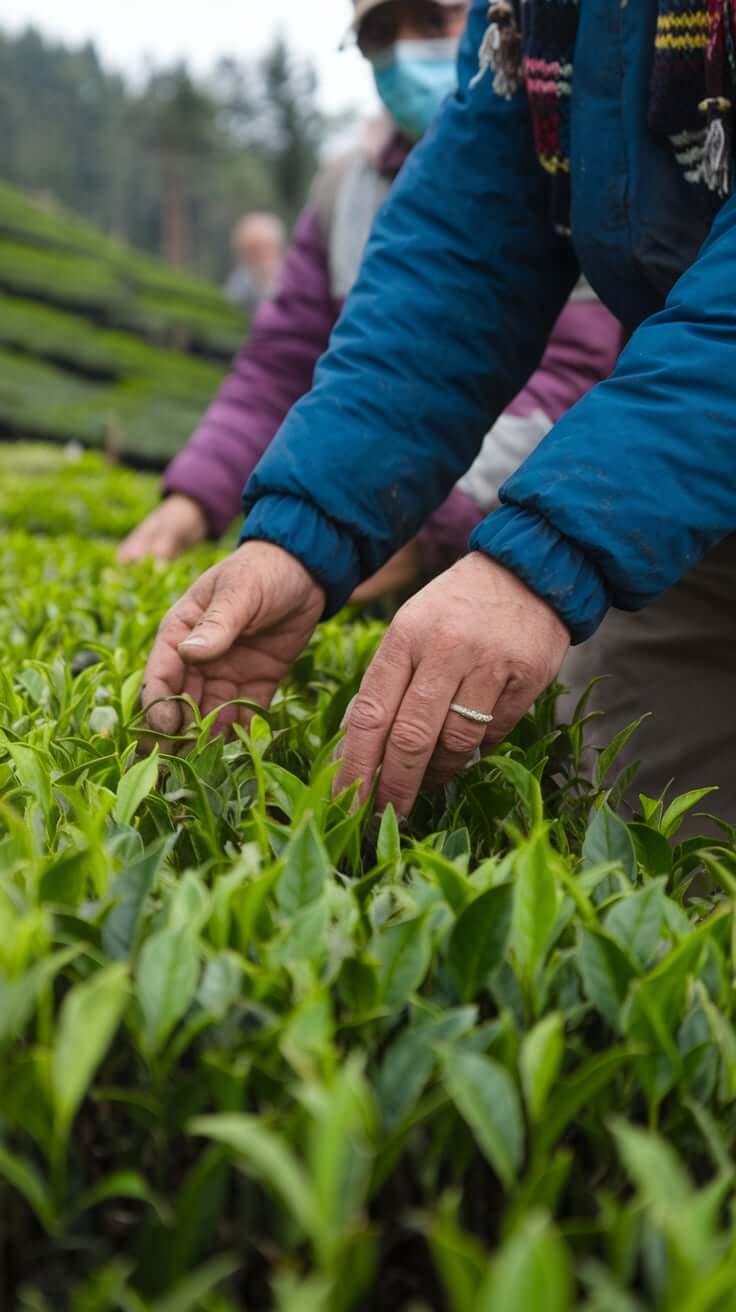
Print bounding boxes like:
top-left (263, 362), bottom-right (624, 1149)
top-left (242, 0), bottom-right (736, 643)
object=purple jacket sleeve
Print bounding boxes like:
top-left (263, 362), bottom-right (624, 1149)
top-left (416, 297), bottom-right (622, 574)
top-left (163, 207), bottom-right (340, 538)
top-left (505, 296), bottom-right (623, 424)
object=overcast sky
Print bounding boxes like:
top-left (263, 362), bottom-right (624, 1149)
top-left (2, 0), bottom-right (378, 115)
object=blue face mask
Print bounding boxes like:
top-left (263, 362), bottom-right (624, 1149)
top-left (371, 38), bottom-right (460, 141)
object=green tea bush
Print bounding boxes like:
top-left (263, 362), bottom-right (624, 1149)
top-left (0, 239), bottom-right (243, 359)
top-left (0, 351), bottom-right (213, 465)
top-left (0, 446), bottom-right (159, 539)
top-left (0, 182), bottom-right (242, 319)
top-left (1, 462), bottom-right (736, 1311)
top-left (0, 297), bottom-right (224, 401)
top-left (0, 182), bottom-right (248, 467)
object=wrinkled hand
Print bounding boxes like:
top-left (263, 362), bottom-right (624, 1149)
top-left (350, 540), bottom-right (422, 605)
top-left (142, 541), bottom-right (325, 739)
top-left (117, 494), bottom-right (209, 563)
top-left (337, 552), bottom-right (570, 815)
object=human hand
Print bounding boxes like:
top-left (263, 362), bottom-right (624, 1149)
top-left (142, 541), bottom-right (325, 739)
top-left (350, 541), bottom-right (422, 604)
top-left (117, 495), bottom-right (209, 563)
top-left (336, 552), bottom-right (570, 815)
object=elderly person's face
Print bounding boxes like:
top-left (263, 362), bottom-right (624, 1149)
top-left (357, 0), bottom-right (467, 55)
top-left (234, 217), bottom-right (285, 273)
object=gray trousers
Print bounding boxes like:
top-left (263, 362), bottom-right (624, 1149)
top-left (558, 537), bottom-right (736, 828)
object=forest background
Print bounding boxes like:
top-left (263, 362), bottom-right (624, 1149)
top-left (0, 24), bottom-right (350, 279)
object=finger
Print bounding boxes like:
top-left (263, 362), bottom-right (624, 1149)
top-left (141, 648), bottom-right (185, 736)
top-left (152, 534), bottom-right (179, 562)
top-left (336, 629), bottom-right (414, 803)
top-left (425, 678), bottom-right (502, 788)
top-left (375, 660), bottom-right (467, 815)
top-left (480, 669), bottom-right (546, 748)
top-left (141, 605), bottom-right (198, 735)
top-left (117, 529), bottom-right (151, 564)
top-left (178, 569), bottom-right (257, 665)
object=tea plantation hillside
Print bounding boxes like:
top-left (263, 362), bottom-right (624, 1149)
top-left (3, 449), bottom-right (736, 1310)
top-left (0, 182), bottom-right (245, 465)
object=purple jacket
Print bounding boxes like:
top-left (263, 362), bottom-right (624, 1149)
top-left (164, 135), bottom-right (622, 565)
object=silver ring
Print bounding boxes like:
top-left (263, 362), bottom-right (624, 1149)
top-left (449, 703), bottom-right (495, 725)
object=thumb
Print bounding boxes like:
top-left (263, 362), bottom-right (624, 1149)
top-left (178, 572), bottom-right (256, 664)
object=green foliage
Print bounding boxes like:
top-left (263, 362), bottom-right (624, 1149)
top-left (0, 198), bottom-right (244, 356)
top-left (0, 177), bottom-right (244, 465)
top-left (0, 349), bottom-right (216, 465)
top-left (0, 445), bottom-right (160, 538)
top-left (1, 458), bottom-right (736, 1308)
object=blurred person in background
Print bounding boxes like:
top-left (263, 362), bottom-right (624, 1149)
top-left (119, 0), bottom-right (620, 578)
top-left (223, 212), bottom-right (287, 312)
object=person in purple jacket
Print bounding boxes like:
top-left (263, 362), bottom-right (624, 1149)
top-left (119, 0), bottom-right (620, 600)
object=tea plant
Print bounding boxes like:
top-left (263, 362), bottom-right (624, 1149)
top-left (1, 463), bottom-right (736, 1310)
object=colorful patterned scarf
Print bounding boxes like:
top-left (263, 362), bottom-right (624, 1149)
top-left (476, 0), bottom-right (736, 230)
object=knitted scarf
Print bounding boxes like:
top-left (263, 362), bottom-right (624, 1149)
top-left (476, 0), bottom-right (736, 230)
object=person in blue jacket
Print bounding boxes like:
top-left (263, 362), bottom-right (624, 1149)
top-left (144, 0), bottom-right (736, 819)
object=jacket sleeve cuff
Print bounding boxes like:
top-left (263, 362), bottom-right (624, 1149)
top-left (469, 505), bottom-right (611, 644)
top-left (240, 495), bottom-right (361, 617)
top-left (162, 458), bottom-right (235, 541)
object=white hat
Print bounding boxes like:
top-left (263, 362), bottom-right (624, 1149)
top-left (346, 0), bottom-right (461, 43)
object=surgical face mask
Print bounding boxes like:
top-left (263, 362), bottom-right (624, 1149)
top-left (370, 38), bottom-right (460, 141)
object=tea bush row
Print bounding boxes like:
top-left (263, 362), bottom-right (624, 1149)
top-left (1, 465), bottom-right (736, 1310)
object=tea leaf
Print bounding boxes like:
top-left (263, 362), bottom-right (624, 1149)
top-left (197, 953), bottom-right (243, 1021)
top-left (443, 1049), bottom-right (524, 1188)
top-left (479, 1211), bottom-right (572, 1312)
top-left (520, 1013), bottom-right (564, 1123)
top-left (0, 1144), bottom-right (55, 1233)
top-left (278, 815), bottom-right (331, 914)
top-left (596, 716), bottom-right (649, 788)
top-left (102, 834), bottom-right (175, 961)
top-left (377, 804), bottom-right (401, 866)
top-left (136, 925), bottom-right (200, 1056)
top-left (377, 1008), bottom-right (477, 1130)
top-left (583, 805), bottom-right (636, 881)
top-left (538, 1049), bottom-right (639, 1154)
top-left (428, 1194), bottom-right (488, 1312)
top-left (612, 1119), bottom-right (692, 1209)
top-left (447, 885), bottom-right (512, 1002)
top-left (578, 929), bottom-right (636, 1031)
top-left (490, 756), bottom-right (543, 829)
top-left (661, 788), bottom-right (719, 838)
top-left (0, 946), bottom-right (80, 1043)
top-left (373, 914), bottom-right (431, 1010)
top-left (170, 1149), bottom-right (229, 1280)
top-left (272, 1273), bottom-right (333, 1312)
top-left (190, 1114), bottom-right (317, 1243)
top-left (52, 964), bottom-right (130, 1139)
top-left (8, 743), bottom-right (53, 819)
top-left (605, 882), bottom-right (665, 971)
top-left (628, 823), bottom-right (672, 879)
top-left (72, 1170), bottom-right (167, 1223)
top-left (512, 831), bottom-right (558, 983)
top-left (413, 846), bottom-right (473, 913)
top-left (151, 1256), bottom-right (240, 1312)
top-left (113, 748), bottom-right (159, 825)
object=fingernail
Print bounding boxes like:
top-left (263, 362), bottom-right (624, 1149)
top-left (180, 636), bottom-right (207, 649)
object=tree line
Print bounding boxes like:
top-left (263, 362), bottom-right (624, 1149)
top-left (0, 26), bottom-right (342, 278)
